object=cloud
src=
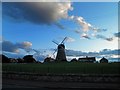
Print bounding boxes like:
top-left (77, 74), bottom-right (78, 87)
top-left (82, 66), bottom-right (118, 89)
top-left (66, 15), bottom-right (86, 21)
top-left (16, 41), bottom-right (32, 49)
top-left (1, 40), bottom-right (32, 53)
top-left (92, 28), bottom-right (107, 32)
top-left (3, 2), bottom-right (72, 29)
top-left (54, 22), bottom-right (65, 29)
top-left (95, 34), bottom-right (113, 41)
top-left (2, 40), bottom-right (19, 53)
top-left (81, 33), bottom-right (91, 39)
top-left (75, 30), bottom-right (81, 34)
top-left (3, 2), bottom-right (113, 41)
top-left (99, 49), bottom-right (119, 55)
top-left (66, 49), bottom-right (99, 57)
top-left (69, 16), bottom-right (92, 32)
top-left (68, 15), bottom-right (111, 41)
top-left (66, 49), bottom-right (120, 56)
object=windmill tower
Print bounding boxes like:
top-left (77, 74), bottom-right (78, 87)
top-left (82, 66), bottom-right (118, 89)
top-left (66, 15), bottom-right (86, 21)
top-left (52, 37), bottom-right (67, 62)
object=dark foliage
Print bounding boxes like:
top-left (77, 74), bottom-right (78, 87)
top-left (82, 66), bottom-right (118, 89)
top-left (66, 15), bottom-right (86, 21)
top-left (23, 55), bottom-right (36, 63)
top-left (17, 58), bottom-right (24, 63)
top-left (1, 54), bottom-right (10, 63)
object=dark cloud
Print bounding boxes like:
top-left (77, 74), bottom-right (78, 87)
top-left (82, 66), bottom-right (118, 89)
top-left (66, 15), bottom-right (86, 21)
top-left (92, 28), bottom-right (107, 32)
top-left (66, 49), bottom-right (119, 57)
top-left (81, 33), bottom-right (91, 39)
top-left (95, 34), bottom-right (113, 41)
top-left (1, 40), bottom-right (32, 53)
top-left (3, 2), bottom-right (72, 29)
top-left (82, 35), bottom-right (91, 39)
top-left (99, 49), bottom-right (119, 55)
top-left (54, 23), bottom-right (65, 29)
top-left (2, 40), bottom-right (18, 53)
top-left (108, 57), bottom-right (120, 61)
top-left (66, 50), bottom-right (99, 56)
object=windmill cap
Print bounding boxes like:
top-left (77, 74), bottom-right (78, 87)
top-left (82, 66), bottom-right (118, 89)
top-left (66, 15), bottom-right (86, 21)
top-left (58, 44), bottom-right (65, 49)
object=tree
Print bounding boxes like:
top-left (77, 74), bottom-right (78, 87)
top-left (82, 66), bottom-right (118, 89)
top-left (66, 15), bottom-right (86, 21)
top-left (1, 54), bottom-right (10, 63)
top-left (23, 55), bottom-right (36, 63)
top-left (17, 58), bottom-right (24, 63)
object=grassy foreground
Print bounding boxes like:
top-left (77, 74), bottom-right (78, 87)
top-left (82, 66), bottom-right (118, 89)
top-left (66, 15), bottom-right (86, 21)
top-left (2, 62), bottom-right (120, 74)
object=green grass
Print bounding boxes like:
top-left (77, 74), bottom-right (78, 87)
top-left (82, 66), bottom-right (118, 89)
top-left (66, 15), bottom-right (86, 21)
top-left (2, 62), bottom-right (120, 74)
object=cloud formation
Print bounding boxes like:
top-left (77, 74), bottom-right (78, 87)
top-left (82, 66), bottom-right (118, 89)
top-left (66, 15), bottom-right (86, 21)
top-left (95, 34), bottom-right (113, 41)
top-left (69, 16), bottom-right (92, 32)
top-left (68, 16), bottom-right (110, 41)
top-left (81, 33), bottom-right (91, 39)
top-left (3, 2), bottom-right (72, 28)
top-left (3, 2), bottom-right (113, 41)
top-left (2, 40), bottom-right (19, 53)
top-left (16, 41), bottom-right (32, 49)
top-left (66, 49), bottom-right (120, 57)
top-left (2, 40), bottom-right (32, 53)
top-left (99, 49), bottom-right (119, 55)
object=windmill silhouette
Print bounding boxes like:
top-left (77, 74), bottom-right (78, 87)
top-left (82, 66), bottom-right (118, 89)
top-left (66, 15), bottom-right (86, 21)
top-left (52, 37), bottom-right (67, 62)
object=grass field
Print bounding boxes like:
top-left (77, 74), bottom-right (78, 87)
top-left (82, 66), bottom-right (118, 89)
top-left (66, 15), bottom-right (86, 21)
top-left (2, 62), bottom-right (120, 74)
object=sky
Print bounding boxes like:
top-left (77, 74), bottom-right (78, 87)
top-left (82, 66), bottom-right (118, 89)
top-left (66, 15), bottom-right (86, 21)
top-left (1, 2), bottom-right (120, 62)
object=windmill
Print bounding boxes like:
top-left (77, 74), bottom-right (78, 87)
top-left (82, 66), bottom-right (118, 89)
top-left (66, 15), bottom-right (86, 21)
top-left (52, 37), bottom-right (67, 62)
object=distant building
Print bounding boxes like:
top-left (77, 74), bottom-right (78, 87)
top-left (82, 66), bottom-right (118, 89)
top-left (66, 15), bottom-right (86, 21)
top-left (100, 57), bottom-right (108, 63)
top-left (78, 56), bottom-right (96, 63)
top-left (44, 57), bottom-right (55, 63)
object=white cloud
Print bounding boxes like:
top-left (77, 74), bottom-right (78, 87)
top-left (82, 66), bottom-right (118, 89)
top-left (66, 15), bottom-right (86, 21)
top-left (69, 16), bottom-right (92, 32)
top-left (16, 41), bottom-right (32, 49)
top-left (81, 33), bottom-right (91, 39)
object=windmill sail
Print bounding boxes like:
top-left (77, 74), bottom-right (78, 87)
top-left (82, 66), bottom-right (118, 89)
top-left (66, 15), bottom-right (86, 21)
top-left (60, 37), bottom-right (67, 44)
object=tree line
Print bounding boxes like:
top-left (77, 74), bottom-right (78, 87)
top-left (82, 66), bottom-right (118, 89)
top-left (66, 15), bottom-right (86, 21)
top-left (1, 54), bottom-right (109, 63)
